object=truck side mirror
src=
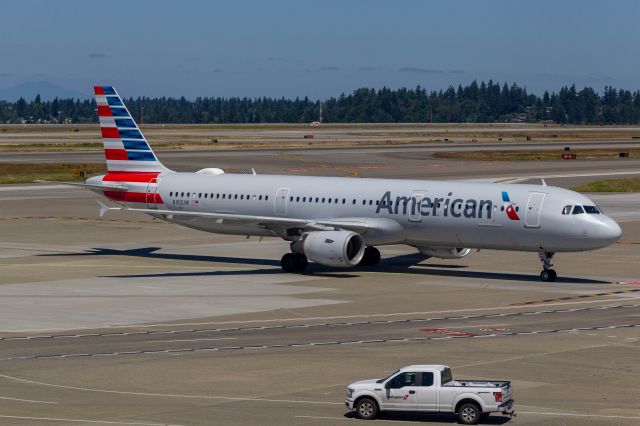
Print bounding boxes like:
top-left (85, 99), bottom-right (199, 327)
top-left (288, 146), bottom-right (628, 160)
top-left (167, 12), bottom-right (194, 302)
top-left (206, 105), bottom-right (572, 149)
top-left (384, 382), bottom-right (391, 389)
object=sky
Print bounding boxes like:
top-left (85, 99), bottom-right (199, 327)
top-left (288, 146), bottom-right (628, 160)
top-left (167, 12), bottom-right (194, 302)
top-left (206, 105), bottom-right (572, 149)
top-left (1, 0), bottom-right (639, 100)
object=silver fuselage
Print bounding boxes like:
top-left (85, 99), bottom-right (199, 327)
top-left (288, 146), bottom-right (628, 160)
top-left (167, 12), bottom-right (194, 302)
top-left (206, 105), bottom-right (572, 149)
top-left (117, 172), bottom-right (621, 253)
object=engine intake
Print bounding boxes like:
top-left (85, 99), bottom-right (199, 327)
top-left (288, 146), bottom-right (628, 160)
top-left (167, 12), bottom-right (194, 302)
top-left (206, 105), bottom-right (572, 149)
top-left (417, 246), bottom-right (471, 259)
top-left (302, 230), bottom-right (365, 267)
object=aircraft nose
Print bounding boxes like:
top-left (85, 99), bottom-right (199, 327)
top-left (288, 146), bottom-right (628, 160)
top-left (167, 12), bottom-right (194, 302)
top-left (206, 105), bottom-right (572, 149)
top-left (598, 216), bottom-right (622, 245)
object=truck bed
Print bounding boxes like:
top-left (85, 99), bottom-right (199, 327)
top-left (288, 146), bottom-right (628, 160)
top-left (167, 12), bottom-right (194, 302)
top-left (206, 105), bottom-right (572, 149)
top-left (442, 379), bottom-right (511, 388)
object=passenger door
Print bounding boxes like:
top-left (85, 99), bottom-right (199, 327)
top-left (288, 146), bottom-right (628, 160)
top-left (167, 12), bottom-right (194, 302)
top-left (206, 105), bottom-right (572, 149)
top-left (275, 187), bottom-right (289, 216)
top-left (415, 371), bottom-right (438, 411)
top-left (525, 192), bottom-right (546, 228)
top-left (383, 372), bottom-right (418, 410)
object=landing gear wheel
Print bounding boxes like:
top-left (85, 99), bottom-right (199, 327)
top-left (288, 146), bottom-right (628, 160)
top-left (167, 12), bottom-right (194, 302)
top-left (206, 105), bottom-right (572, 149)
top-left (360, 246), bottom-right (381, 266)
top-left (280, 253), bottom-right (308, 273)
top-left (293, 253), bottom-right (308, 272)
top-left (457, 402), bottom-right (481, 425)
top-left (281, 253), bottom-right (298, 273)
top-left (355, 397), bottom-right (379, 420)
top-left (540, 269), bottom-right (557, 282)
top-left (538, 251), bottom-right (558, 282)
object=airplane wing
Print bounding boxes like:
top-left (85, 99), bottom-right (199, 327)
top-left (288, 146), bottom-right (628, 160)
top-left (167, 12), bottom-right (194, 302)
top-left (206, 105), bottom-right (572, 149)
top-left (98, 202), bottom-right (370, 233)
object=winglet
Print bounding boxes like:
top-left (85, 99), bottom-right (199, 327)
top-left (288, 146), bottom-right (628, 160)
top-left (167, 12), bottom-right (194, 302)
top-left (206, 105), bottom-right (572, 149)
top-left (251, 168), bottom-right (257, 175)
top-left (97, 200), bottom-right (121, 218)
top-left (541, 178), bottom-right (547, 187)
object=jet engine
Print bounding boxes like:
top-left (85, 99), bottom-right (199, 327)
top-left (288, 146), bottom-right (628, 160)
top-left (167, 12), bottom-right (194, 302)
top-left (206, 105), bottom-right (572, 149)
top-left (417, 246), bottom-right (471, 259)
top-left (302, 230), bottom-right (365, 267)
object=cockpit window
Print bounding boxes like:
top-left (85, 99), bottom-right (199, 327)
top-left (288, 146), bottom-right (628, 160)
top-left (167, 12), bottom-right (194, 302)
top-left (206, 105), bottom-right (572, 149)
top-left (562, 205), bottom-right (572, 215)
top-left (583, 205), bottom-right (600, 214)
top-left (572, 205), bottom-right (585, 215)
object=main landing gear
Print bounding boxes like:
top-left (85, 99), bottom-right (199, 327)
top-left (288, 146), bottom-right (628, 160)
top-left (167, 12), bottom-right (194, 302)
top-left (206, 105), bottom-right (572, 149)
top-left (281, 252), bottom-right (308, 273)
top-left (538, 251), bottom-right (557, 282)
top-left (359, 246), bottom-right (381, 267)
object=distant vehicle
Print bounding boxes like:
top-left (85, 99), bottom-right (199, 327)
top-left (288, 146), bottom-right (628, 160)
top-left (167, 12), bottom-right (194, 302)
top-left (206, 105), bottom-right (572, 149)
top-left (310, 121), bottom-right (320, 126)
top-left (345, 365), bottom-right (514, 424)
top-left (46, 86), bottom-right (622, 282)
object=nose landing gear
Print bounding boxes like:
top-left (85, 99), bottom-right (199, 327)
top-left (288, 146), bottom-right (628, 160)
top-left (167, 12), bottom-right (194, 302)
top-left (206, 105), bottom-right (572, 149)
top-left (538, 251), bottom-right (557, 282)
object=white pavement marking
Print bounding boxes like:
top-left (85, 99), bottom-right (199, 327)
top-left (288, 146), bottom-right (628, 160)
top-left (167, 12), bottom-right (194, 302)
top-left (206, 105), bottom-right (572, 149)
top-left (0, 415), bottom-right (182, 425)
top-left (0, 373), bottom-right (344, 405)
top-left (105, 297), bottom-right (640, 329)
top-left (0, 396), bottom-right (58, 404)
top-left (146, 337), bottom-right (237, 344)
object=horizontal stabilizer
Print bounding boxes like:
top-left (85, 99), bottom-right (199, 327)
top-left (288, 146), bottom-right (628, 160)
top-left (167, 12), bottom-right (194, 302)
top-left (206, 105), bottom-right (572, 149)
top-left (33, 180), bottom-right (128, 191)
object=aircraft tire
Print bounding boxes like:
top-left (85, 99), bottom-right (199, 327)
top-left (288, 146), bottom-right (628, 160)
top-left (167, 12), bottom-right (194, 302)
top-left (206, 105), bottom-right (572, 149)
top-left (294, 254), bottom-right (308, 272)
top-left (281, 253), bottom-right (298, 273)
top-left (360, 246), bottom-right (381, 266)
top-left (540, 269), bottom-right (557, 282)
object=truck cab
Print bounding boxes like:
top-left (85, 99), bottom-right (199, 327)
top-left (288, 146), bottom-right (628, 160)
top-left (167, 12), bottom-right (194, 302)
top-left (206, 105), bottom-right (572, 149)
top-left (345, 365), bottom-right (514, 424)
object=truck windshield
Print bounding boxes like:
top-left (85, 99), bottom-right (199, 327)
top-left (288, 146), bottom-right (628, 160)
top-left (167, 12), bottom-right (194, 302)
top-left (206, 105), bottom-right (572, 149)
top-left (376, 370), bottom-right (399, 384)
top-left (441, 368), bottom-right (453, 384)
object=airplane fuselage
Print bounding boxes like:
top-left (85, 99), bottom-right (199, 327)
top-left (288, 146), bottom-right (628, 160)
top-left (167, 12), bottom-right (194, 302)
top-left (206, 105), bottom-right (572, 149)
top-left (97, 171), bottom-right (622, 253)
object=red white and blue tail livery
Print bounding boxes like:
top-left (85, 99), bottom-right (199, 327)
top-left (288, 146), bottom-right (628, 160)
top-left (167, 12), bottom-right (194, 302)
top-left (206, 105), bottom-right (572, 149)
top-left (70, 85), bottom-right (625, 282)
top-left (91, 85), bottom-right (171, 207)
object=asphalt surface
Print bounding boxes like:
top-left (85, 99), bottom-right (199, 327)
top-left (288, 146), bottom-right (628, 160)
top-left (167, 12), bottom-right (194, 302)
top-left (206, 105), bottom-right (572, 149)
top-left (0, 140), bottom-right (639, 425)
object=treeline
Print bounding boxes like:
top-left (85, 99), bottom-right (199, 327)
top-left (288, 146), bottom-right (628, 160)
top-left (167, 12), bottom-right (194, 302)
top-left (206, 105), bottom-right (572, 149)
top-left (2, 81), bottom-right (640, 124)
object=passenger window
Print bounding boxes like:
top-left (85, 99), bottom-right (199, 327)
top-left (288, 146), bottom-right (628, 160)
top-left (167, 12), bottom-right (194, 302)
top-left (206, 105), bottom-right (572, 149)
top-left (352, 199), bottom-right (356, 205)
top-left (342, 198), bottom-right (346, 204)
top-left (296, 196), bottom-right (300, 202)
top-left (204, 193), bottom-right (207, 198)
top-left (290, 196), bottom-right (293, 202)
top-left (328, 198), bottom-right (332, 204)
top-left (187, 193), bottom-right (190, 197)
top-left (369, 200), bottom-right (373, 205)
top-left (572, 205), bottom-right (585, 215)
top-left (234, 194), bottom-right (238, 199)
top-left (562, 205), bottom-right (572, 215)
top-left (420, 372), bottom-right (434, 387)
top-left (387, 372), bottom-right (417, 389)
top-left (198, 193), bottom-right (202, 198)
top-left (362, 200), bottom-right (366, 205)
top-left (258, 195), bottom-right (262, 200)
top-left (181, 192), bottom-right (184, 197)
top-left (265, 195), bottom-right (269, 201)
top-left (169, 192), bottom-right (173, 197)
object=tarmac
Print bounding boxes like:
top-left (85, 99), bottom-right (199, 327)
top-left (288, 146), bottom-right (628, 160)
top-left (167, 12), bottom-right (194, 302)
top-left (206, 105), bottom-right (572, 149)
top-left (0, 141), bottom-right (639, 425)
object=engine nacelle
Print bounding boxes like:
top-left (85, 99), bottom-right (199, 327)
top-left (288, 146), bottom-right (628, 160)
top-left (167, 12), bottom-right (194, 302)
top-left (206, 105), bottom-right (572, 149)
top-left (417, 246), bottom-right (471, 259)
top-left (302, 230), bottom-right (365, 268)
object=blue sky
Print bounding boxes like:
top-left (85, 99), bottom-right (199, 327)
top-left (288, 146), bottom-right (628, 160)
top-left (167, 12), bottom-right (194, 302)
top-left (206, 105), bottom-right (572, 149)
top-left (1, 0), bottom-right (639, 99)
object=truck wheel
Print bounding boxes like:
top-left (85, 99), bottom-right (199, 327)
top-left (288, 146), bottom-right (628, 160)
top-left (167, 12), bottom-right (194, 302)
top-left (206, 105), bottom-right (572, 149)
top-left (355, 397), bottom-right (378, 420)
top-left (457, 402), bottom-right (480, 425)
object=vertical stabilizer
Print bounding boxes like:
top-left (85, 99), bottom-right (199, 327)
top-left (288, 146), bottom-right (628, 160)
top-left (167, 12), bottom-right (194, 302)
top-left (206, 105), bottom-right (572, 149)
top-left (94, 85), bottom-right (169, 173)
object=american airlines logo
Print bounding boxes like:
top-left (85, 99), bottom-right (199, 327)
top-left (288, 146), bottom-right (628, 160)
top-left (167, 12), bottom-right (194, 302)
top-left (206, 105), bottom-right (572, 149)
top-left (375, 191), bottom-right (493, 219)
top-left (501, 191), bottom-right (520, 221)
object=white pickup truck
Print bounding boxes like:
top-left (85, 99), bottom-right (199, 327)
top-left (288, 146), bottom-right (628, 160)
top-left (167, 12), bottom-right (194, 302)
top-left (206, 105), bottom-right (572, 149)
top-left (345, 365), bottom-right (514, 424)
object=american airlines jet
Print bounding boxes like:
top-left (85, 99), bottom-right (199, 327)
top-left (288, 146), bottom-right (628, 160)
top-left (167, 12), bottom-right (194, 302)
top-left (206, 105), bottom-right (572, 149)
top-left (70, 86), bottom-right (622, 282)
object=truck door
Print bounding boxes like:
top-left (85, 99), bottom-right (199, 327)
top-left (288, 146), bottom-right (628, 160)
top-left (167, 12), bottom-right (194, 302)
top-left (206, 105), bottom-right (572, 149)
top-left (415, 371), bottom-right (438, 411)
top-left (275, 187), bottom-right (289, 216)
top-left (383, 371), bottom-right (418, 410)
top-left (525, 192), bottom-right (546, 228)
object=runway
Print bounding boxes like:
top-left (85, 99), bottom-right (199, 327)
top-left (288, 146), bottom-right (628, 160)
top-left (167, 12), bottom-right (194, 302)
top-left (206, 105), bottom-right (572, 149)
top-left (0, 142), bottom-right (639, 425)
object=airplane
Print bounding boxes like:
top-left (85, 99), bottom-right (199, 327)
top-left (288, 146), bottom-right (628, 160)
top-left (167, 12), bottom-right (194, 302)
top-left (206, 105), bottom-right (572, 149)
top-left (68, 86), bottom-right (623, 281)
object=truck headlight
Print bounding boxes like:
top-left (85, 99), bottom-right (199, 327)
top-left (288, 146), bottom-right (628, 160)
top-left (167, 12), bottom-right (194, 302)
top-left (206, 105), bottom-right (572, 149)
top-left (347, 388), bottom-right (354, 398)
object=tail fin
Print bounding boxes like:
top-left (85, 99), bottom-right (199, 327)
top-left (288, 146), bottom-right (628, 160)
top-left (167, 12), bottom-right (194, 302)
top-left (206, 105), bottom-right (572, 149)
top-left (94, 85), bottom-right (169, 173)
